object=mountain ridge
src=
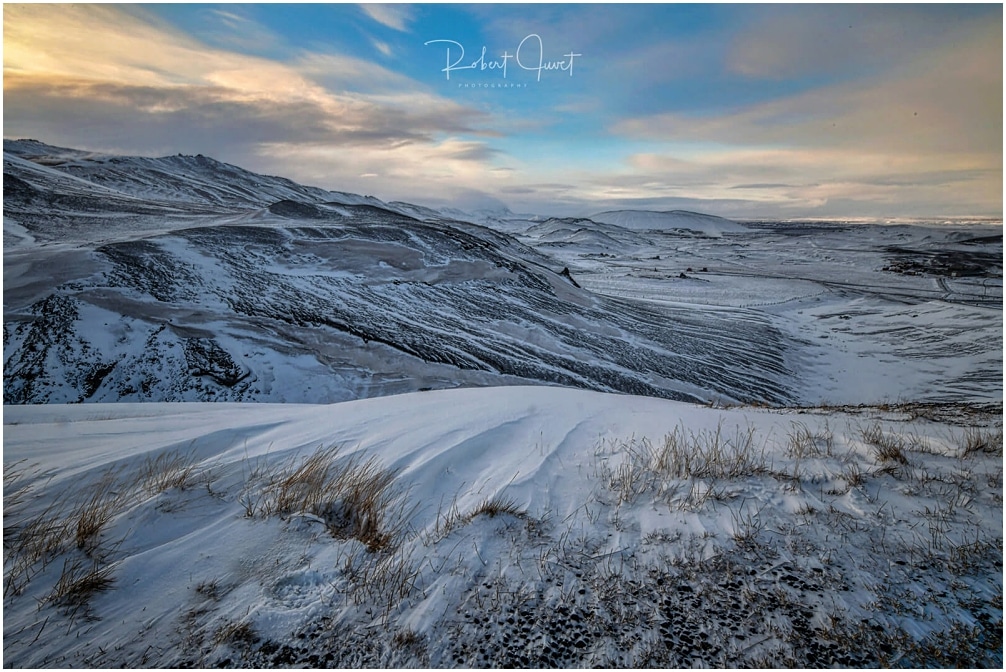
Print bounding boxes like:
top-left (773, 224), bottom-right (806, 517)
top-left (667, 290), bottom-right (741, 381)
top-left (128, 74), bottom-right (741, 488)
top-left (4, 140), bottom-right (797, 406)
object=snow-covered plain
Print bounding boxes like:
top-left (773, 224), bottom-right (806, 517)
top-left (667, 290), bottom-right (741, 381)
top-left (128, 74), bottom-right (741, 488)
top-left (522, 218), bottom-right (1002, 405)
top-left (3, 141), bottom-right (1003, 667)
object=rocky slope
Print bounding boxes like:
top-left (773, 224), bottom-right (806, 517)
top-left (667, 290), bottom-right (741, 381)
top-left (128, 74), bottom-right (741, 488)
top-left (4, 140), bottom-right (796, 405)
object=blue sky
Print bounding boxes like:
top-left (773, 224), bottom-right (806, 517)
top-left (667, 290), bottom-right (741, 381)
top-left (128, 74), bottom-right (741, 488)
top-left (3, 3), bottom-right (1002, 218)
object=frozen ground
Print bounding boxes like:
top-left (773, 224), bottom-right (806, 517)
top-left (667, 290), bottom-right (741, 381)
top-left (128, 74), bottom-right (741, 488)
top-left (4, 141), bottom-right (797, 407)
top-left (3, 141), bottom-right (1002, 668)
top-left (518, 218), bottom-right (1002, 405)
top-left (3, 388), bottom-right (1002, 667)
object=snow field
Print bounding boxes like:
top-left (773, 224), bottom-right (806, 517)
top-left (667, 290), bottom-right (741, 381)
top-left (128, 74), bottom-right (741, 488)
top-left (3, 387), bottom-right (1002, 667)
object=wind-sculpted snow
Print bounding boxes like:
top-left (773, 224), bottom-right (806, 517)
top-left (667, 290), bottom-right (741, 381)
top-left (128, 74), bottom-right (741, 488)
top-left (4, 389), bottom-right (1002, 667)
top-left (4, 216), bottom-right (794, 405)
top-left (3, 141), bottom-right (796, 405)
top-left (9, 140), bottom-right (999, 408)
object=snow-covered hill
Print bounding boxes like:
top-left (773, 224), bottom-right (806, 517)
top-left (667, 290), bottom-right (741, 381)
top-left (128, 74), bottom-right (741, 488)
top-left (590, 210), bottom-right (748, 236)
top-left (4, 139), bottom-right (359, 210)
top-left (523, 217), bottom-right (654, 252)
top-left (4, 388), bottom-right (1001, 667)
top-left (4, 141), bottom-right (795, 406)
top-left (3, 140), bottom-right (1002, 669)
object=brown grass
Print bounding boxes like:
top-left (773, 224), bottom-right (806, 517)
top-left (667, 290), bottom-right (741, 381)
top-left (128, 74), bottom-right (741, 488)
top-left (861, 422), bottom-right (909, 464)
top-left (45, 555), bottom-right (116, 614)
top-left (5, 453), bottom-right (213, 601)
top-left (599, 424), bottom-right (767, 506)
top-left (960, 425), bottom-right (1004, 457)
top-left (72, 468), bottom-right (128, 553)
top-left (252, 445), bottom-right (408, 553)
top-left (469, 494), bottom-right (525, 519)
top-left (139, 449), bottom-right (203, 495)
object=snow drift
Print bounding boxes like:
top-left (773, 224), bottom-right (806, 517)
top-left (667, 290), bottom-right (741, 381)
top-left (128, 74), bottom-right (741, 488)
top-left (3, 387), bottom-right (1001, 667)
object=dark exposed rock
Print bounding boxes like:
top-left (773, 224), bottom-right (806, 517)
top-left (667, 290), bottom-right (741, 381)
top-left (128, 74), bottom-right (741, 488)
top-left (559, 266), bottom-right (581, 288)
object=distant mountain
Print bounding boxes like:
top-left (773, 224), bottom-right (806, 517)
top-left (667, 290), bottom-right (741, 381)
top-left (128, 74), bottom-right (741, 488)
top-left (524, 217), bottom-right (653, 251)
top-left (590, 210), bottom-right (748, 236)
top-left (4, 140), bottom-right (795, 405)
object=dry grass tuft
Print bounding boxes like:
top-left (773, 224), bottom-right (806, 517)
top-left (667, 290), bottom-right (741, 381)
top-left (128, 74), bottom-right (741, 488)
top-left (213, 620), bottom-right (259, 647)
top-left (6, 453), bottom-right (212, 603)
top-left (861, 422), bottom-right (909, 464)
top-left (72, 468), bottom-right (129, 553)
top-left (786, 421), bottom-right (833, 458)
top-left (251, 445), bottom-right (408, 553)
top-left (961, 425), bottom-right (1004, 457)
top-left (139, 449), bottom-right (203, 495)
top-left (391, 627), bottom-right (429, 660)
top-left (469, 494), bottom-right (525, 519)
top-left (5, 466), bottom-right (130, 598)
top-left (3, 461), bottom-right (34, 537)
top-left (599, 424), bottom-right (767, 506)
top-left (425, 488), bottom-right (530, 543)
top-left (843, 461), bottom-right (866, 489)
top-left (45, 554), bottom-right (116, 614)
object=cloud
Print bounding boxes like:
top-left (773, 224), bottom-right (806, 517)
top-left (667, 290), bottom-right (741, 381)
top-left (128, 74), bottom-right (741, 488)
top-left (200, 8), bottom-right (283, 52)
top-left (359, 4), bottom-right (412, 32)
top-left (730, 183), bottom-right (806, 190)
top-left (4, 4), bottom-right (999, 219)
top-left (724, 5), bottom-right (991, 81)
top-left (604, 18), bottom-right (1001, 217)
top-left (600, 147), bottom-right (1000, 217)
top-left (252, 137), bottom-right (512, 206)
top-left (615, 21), bottom-right (1001, 157)
top-left (3, 4), bottom-right (512, 198)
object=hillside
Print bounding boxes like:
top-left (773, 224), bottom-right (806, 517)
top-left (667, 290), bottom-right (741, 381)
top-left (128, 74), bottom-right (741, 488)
top-left (3, 141), bottom-right (1002, 669)
top-left (4, 387), bottom-right (1002, 667)
top-left (4, 141), bottom-right (796, 406)
top-left (589, 210), bottom-right (749, 236)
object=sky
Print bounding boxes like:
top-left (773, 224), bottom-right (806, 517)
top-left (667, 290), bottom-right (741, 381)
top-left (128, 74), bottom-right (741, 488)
top-left (3, 3), bottom-right (1002, 219)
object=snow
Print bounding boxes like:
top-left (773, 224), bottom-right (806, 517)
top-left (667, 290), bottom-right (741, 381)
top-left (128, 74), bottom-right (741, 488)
top-left (3, 141), bottom-right (1002, 667)
top-left (3, 387), bottom-right (1002, 667)
top-left (589, 210), bottom-right (750, 236)
top-left (517, 219), bottom-right (1002, 406)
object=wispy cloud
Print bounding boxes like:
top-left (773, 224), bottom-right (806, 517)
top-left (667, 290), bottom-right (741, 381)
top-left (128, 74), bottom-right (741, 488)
top-left (200, 8), bottom-right (283, 53)
top-left (359, 4), bottom-right (412, 32)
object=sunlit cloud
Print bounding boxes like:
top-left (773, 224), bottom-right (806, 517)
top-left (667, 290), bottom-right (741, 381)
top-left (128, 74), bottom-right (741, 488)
top-left (3, 3), bottom-right (1001, 219)
top-left (3, 3), bottom-right (507, 195)
top-left (605, 18), bottom-right (1001, 217)
top-left (255, 136), bottom-right (509, 205)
